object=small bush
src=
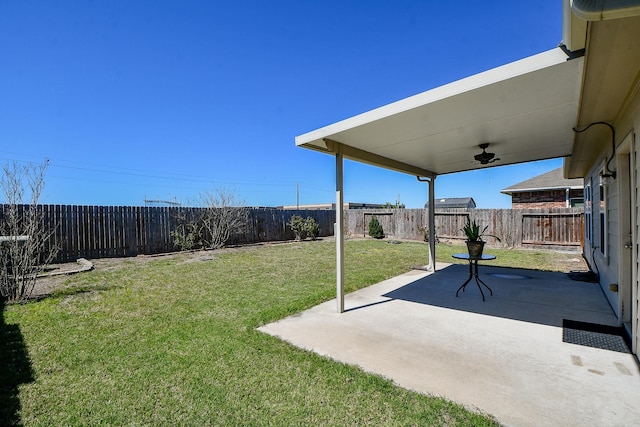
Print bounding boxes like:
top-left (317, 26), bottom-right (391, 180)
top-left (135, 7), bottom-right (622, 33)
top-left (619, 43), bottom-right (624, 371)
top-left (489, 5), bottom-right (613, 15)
top-left (288, 215), bottom-right (320, 241)
top-left (200, 189), bottom-right (247, 249)
top-left (288, 215), bottom-right (307, 241)
top-left (305, 217), bottom-right (320, 240)
top-left (171, 221), bottom-right (201, 251)
top-left (368, 217), bottom-right (384, 239)
top-left (419, 225), bottom-right (440, 243)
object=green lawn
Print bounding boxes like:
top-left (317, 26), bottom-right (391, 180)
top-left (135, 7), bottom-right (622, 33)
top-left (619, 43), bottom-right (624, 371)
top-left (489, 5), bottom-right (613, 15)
top-left (1, 239), bottom-right (580, 426)
top-left (438, 242), bottom-right (585, 272)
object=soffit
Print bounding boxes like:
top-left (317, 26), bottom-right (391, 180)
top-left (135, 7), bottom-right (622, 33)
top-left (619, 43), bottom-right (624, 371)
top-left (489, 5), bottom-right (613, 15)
top-left (297, 48), bottom-right (584, 177)
top-left (567, 15), bottom-right (640, 178)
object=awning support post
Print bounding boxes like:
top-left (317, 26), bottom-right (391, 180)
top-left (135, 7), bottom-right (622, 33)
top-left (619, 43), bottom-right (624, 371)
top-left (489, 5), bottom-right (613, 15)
top-left (336, 149), bottom-right (345, 313)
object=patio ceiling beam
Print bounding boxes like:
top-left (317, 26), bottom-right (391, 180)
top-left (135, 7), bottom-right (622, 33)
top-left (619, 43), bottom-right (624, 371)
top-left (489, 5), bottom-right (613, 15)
top-left (322, 138), bottom-right (437, 179)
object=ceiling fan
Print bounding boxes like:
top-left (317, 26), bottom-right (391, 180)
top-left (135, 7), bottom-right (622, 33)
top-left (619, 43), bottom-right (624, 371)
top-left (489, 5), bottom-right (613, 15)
top-left (474, 143), bottom-right (500, 165)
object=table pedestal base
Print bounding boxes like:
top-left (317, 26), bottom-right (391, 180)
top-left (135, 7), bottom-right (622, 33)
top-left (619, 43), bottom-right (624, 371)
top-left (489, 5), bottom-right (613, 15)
top-left (456, 259), bottom-right (493, 301)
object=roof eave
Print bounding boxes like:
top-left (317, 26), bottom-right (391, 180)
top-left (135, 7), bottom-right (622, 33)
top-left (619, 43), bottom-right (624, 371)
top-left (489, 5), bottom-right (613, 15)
top-left (501, 185), bottom-right (584, 195)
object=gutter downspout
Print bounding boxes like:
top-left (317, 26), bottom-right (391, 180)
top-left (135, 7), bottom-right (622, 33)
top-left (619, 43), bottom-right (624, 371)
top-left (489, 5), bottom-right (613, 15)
top-left (417, 176), bottom-right (437, 271)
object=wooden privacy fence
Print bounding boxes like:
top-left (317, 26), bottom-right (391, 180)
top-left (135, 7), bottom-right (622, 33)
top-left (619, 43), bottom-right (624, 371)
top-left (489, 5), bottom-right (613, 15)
top-left (0, 205), bottom-right (336, 263)
top-left (1, 205), bottom-right (583, 263)
top-left (345, 208), bottom-right (584, 250)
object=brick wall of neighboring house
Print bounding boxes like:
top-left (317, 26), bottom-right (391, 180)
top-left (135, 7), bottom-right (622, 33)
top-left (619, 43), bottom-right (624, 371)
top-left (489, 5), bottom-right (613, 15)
top-left (511, 189), bottom-right (584, 209)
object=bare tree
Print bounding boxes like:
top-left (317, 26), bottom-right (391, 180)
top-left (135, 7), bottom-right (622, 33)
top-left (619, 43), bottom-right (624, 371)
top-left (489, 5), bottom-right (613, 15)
top-left (0, 161), bottom-right (58, 302)
top-left (199, 188), bottom-right (247, 249)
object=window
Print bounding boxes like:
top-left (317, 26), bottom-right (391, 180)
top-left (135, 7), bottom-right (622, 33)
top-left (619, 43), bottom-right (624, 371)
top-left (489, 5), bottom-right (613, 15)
top-left (569, 188), bottom-right (584, 207)
top-left (599, 173), bottom-right (608, 256)
top-left (584, 179), bottom-right (592, 242)
top-left (570, 198), bottom-right (584, 208)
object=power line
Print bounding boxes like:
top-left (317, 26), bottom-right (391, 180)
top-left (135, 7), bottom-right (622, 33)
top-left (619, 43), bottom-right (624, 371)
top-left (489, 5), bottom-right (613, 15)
top-left (0, 153), bottom-right (307, 189)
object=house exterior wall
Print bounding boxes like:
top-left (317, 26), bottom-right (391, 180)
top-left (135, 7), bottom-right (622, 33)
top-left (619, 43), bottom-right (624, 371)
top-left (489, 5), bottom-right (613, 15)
top-left (614, 73), bottom-right (640, 354)
top-left (511, 189), bottom-right (583, 209)
top-left (585, 170), bottom-right (618, 312)
top-left (582, 82), bottom-right (640, 354)
top-left (628, 98), bottom-right (640, 354)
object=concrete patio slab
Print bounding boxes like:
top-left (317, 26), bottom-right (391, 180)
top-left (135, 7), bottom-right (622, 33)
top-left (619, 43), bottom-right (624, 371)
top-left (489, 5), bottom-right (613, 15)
top-left (259, 262), bottom-right (640, 427)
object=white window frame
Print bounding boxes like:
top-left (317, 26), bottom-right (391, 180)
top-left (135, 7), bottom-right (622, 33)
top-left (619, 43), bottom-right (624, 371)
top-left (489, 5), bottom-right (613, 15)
top-left (585, 179), bottom-right (593, 243)
top-left (599, 171), bottom-right (608, 258)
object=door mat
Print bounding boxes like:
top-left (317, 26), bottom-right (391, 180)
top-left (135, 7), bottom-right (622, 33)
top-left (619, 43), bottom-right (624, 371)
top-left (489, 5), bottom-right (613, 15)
top-left (567, 270), bottom-right (599, 282)
top-left (562, 319), bottom-right (631, 353)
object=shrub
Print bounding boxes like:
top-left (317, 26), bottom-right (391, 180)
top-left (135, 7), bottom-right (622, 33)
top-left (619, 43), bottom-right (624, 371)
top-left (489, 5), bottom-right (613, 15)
top-left (288, 215), bottom-right (307, 241)
top-left (305, 217), bottom-right (320, 240)
top-left (368, 217), bottom-right (384, 239)
top-left (171, 220), bottom-right (201, 251)
top-left (200, 189), bottom-right (247, 249)
top-left (419, 225), bottom-right (441, 243)
top-left (288, 215), bottom-right (320, 241)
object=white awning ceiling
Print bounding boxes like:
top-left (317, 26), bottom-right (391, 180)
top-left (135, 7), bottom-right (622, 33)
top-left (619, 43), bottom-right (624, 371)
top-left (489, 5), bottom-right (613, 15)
top-left (296, 48), bottom-right (584, 177)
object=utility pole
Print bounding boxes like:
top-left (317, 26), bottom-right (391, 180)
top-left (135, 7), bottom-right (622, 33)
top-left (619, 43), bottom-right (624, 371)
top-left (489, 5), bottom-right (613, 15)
top-left (296, 182), bottom-right (299, 209)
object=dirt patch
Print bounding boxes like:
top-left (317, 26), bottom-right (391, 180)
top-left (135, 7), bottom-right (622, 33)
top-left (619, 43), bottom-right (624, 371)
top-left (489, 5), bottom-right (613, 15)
top-left (31, 259), bottom-right (92, 298)
top-left (542, 252), bottom-right (591, 274)
top-left (30, 246), bottom-right (245, 298)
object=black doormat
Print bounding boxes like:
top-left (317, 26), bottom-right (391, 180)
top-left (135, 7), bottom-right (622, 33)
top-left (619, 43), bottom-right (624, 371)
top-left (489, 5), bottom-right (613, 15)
top-left (562, 319), bottom-right (631, 353)
top-left (567, 270), bottom-right (599, 282)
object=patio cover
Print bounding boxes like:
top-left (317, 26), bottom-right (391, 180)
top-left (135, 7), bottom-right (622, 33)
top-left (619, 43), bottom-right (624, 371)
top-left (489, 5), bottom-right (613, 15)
top-left (295, 47), bottom-right (584, 312)
top-left (296, 47), bottom-right (583, 176)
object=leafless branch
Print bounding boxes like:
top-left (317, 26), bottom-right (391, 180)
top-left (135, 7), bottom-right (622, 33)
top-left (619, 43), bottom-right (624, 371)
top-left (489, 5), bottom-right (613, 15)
top-left (0, 160), bottom-right (58, 302)
top-left (199, 188), bottom-right (247, 249)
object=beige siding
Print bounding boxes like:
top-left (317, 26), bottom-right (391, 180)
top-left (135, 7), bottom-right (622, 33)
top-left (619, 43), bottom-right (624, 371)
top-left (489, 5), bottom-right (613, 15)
top-left (610, 57), bottom-right (640, 354)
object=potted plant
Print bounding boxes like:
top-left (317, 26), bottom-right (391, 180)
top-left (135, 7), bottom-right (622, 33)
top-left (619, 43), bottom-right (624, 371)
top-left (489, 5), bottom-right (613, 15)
top-left (460, 218), bottom-right (501, 258)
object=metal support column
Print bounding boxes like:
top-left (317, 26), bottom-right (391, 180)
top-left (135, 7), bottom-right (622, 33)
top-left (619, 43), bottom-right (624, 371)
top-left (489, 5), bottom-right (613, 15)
top-left (335, 149), bottom-right (345, 313)
top-left (428, 176), bottom-right (437, 271)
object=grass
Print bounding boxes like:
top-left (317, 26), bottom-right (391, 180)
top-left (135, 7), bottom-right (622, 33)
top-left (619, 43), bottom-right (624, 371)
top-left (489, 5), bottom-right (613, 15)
top-left (438, 242), bottom-right (585, 272)
top-left (1, 239), bottom-right (581, 426)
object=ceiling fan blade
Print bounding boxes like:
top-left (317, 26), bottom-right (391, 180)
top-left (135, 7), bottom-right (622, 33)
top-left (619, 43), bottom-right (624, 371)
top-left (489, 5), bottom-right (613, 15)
top-left (472, 143), bottom-right (498, 165)
top-left (474, 151), bottom-right (495, 162)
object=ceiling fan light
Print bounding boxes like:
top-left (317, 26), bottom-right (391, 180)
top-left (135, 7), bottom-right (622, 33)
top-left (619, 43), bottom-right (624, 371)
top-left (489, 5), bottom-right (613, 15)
top-left (473, 143), bottom-right (497, 164)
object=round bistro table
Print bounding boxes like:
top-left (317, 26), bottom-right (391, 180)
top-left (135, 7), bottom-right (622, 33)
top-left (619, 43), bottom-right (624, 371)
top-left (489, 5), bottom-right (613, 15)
top-left (452, 253), bottom-right (496, 301)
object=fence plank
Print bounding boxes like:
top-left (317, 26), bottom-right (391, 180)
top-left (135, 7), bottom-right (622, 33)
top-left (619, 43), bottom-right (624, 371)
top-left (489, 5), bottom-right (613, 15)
top-left (2, 205), bottom-right (583, 263)
top-left (344, 208), bottom-right (583, 250)
top-left (25, 206), bottom-right (335, 261)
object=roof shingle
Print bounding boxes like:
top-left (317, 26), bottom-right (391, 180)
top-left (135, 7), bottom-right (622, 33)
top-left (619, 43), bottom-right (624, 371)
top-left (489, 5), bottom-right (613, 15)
top-left (501, 168), bottom-right (583, 194)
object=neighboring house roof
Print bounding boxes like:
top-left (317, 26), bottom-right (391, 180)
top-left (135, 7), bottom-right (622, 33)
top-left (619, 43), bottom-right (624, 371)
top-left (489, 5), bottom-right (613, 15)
top-left (424, 197), bottom-right (476, 209)
top-left (501, 168), bottom-right (583, 195)
top-left (279, 202), bottom-right (385, 210)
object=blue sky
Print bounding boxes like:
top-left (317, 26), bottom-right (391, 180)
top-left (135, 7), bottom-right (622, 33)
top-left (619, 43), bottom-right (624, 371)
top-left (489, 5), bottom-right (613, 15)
top-left (0, 1), bottom-right (565, 208)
